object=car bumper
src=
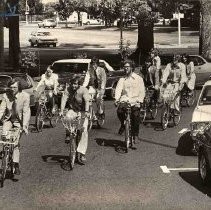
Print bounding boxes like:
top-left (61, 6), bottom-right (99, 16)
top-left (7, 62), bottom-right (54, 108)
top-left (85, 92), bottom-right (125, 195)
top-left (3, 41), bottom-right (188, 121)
top-left (38, 40), bottom-right (57, 44)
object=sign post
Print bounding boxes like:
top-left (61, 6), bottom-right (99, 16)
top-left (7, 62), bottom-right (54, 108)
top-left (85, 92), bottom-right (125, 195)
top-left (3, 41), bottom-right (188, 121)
top-left (173, 12), bottom-right (184, 46)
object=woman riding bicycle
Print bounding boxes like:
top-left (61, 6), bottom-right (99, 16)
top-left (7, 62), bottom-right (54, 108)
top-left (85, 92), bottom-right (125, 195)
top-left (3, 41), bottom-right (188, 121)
top-left (59, 75), bottom-right (90, 165)
top-left (35, 67), bottom-right (59, 114)
top-left (161, 54), bottom-right (187, 114)
top-left (181, 54), bottom-right (196, 93)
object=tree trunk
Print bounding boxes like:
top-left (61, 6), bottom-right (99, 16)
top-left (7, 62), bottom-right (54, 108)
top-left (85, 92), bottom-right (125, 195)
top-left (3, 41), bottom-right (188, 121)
top-left (0, 1), bottom-right (4, 71)
top-left (133, 20), bottom-right (154, 65)
top-left (8, 16), bottom-right (20, 71)
top-left (199, 0), bottom-right (211, 60)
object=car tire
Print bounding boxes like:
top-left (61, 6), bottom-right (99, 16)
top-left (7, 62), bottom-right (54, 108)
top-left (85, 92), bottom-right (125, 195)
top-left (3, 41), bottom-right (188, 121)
top-left (30, 42), bottom-right (34, 47)
top-left (38, 25), bottom-right (41, 28)
top-left (36, 41), bottom-right (40, 48)
top-left (110, 83), bottom-right (117, 99)
top-left (53, 43), bottom-right (56, 47)
top-left (86, 21), bottom-right (90, 25)
top-left (198, 151), bottom-right (211, 185)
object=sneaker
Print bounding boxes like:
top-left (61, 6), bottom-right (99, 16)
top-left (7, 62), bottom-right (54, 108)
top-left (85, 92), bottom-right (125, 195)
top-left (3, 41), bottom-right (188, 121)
top-left (14, 163), bottom-right (21, 175)
top-left (78, 154), bottom-right (86, 165)
top-left (118, 125), bottom-right (125, 135)
top-left (65, 136), bottom-right (70, 144)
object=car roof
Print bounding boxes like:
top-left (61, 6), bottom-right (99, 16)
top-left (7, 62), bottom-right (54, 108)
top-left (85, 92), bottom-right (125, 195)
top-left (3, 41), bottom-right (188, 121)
top-left (0, 72), bottom-right (28, 77)
top-left (53, 59), bottom-right (104, 64)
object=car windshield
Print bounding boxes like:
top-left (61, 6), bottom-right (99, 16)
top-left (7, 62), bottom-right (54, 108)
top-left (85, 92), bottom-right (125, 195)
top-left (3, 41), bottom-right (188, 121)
top-left (47, 20), bottom-right (54, 22)
top-left (52, 63), bottom-right (88, 74)
top-left (199, 85), bottom-right (211, 105)
top-left (37, 32), bottom-right (50, 36)
top-left (0, 75), bottom-right (32, 89)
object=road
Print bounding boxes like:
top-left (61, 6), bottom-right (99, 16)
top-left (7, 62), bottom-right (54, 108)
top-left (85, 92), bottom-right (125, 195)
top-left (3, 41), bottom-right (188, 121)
top-left (3, 24), bottom-right (199, 49)
top-left (1, 92), bottom-right (211, 209)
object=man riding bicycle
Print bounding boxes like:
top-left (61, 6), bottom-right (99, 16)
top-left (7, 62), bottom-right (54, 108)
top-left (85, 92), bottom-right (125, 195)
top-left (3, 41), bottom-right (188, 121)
top-left (115, 59), bottom-right (145, 142)
top-left (35, 67), bottom-right (59, 114)
top-left (0, 78), bottom-right (30, 175)
top-left (60, 76), bottom-right (90, 165)
top-left (161, 54), bottom-right (187, 114)
top-left (83, 57), bottom-right (106, 119)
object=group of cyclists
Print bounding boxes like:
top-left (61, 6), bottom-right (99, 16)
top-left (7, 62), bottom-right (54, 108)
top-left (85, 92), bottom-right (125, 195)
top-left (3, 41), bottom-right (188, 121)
top-left (0, 49), bottom-right (196, 177)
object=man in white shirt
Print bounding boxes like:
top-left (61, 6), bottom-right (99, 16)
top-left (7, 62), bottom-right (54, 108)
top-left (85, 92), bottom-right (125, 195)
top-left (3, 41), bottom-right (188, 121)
top-left (115, 60), bottom-right (145, 141)
top-left (35, 67), bottom-right (59, 113)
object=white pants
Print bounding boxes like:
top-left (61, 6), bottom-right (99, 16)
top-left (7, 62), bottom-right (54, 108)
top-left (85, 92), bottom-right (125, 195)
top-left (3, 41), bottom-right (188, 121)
top-left (2, 121), bottom-right (21, 163)
top-left (65, 110), bottom-right (88, 155)
top-left (186, 74), bottom-right (196, 90)
top-left (88, 86), bottom-right (104, 114)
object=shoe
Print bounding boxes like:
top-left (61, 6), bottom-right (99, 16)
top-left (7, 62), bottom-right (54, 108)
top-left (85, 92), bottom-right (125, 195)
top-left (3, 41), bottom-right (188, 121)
top-left (78, 154), bottom-right (86, 165)
top-left (118, 125), bottom-right (125, 135)
top-left (65, 136), bottom-right (70, 144)
top-left (14, 163), bottom-right (21, 175)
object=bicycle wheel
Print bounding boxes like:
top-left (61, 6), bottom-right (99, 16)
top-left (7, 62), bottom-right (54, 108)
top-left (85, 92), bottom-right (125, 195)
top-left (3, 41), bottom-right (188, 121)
top-left (186, 90), bottom-right (196, 107)
top-left (125, 119), bottom-right (131, 153)
top-left (0, 150), bottom-right (9, 188)
top-left (150, 101), bottom-right (158, 120)
top-left (173, 110), bottom-right (181, 126)
top-left (69, 136), bottom-right (77, 170)
top-left (161, 105), bottom-right (169, 130)
top-left (35, 105), bottom-right (45, 132)
top-left (97, 112), bottom-right (105, 128)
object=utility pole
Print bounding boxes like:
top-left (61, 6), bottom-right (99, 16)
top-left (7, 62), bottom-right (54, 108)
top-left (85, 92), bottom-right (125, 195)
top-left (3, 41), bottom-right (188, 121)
top-left (0, 0), bottom-right (4, 71)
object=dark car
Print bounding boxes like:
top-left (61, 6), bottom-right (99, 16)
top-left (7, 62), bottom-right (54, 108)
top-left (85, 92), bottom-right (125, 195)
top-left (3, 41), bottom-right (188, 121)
top-left (48, 58), bottom-right (125, 99)
top-left (0, 72), bottom-right (37, 107)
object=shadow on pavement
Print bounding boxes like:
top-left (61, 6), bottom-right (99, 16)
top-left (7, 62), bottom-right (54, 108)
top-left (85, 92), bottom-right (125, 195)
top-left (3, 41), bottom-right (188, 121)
top-left (140, 138), bottom-right (177, 149)
top-left (42, 155), bottom-right (68, 163)
top-left (143, 121), bottom-right (163, 131)
top-left (95, 138), bottom-right (126, 153)
top-left (179, 171), bottom-right (211, 197)
top-left (176, 131), bottom-right (195, 156)
top-left (59, 43), bottom-right (103, 48)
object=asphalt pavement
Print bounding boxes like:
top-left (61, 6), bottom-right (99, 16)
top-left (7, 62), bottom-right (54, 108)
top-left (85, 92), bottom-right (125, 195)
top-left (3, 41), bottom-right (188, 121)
top-left (1, 92), bottom-right (211, 209)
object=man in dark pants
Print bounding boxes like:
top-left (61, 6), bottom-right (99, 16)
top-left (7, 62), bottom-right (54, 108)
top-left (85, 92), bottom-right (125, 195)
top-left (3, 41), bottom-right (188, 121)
top-left (115, 60), bottom-right (145, 142)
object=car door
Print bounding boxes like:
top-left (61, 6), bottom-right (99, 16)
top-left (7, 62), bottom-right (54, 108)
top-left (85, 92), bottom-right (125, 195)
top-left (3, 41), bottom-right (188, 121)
top-left (189, 55), bottom-right (210, 86)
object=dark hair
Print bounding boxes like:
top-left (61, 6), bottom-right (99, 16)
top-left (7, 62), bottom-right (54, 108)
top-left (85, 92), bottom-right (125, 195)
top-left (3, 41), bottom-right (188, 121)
top-left (8, 78), bottom-right (23, 92)
top-left (150, 48), bottom-right (159, 56)
top-left (90, 56), bottom-right (99, 65)
top-left (69, 75), bottom-right (83, 86)
top-left (145, 56), bottom-right (152, 65)
top-left (123, 59), bottom-right (135, 70)
top-left (173, 54), bottom-right (181, 62)
top-left (181, 53), bottom-right (190, 63)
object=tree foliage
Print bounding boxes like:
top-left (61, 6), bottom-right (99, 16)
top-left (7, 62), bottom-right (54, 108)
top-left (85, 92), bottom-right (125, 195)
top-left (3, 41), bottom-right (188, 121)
top-left (19, 0), bottom-right (44, 15)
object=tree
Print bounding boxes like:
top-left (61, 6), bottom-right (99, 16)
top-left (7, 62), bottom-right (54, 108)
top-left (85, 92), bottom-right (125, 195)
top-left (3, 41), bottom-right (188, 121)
top-left (0, 0), bottom-right (4, 71)
top-left (199, 0), bottom-right (211, 60)
top-left (54, 0), bottom-right (74, 27)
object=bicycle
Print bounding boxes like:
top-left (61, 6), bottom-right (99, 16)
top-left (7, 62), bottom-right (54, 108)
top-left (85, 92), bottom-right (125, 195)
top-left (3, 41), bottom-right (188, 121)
top-left (117, 102), bottom-right (135, 153)
top-left (140, 87), bottom-right (158, 123)
top-left (180, 85), bottom-right (196, 107)
top-left (88, 88), bottom-right (105, 130)
top-left (35, 90), bottom-right (58, 132)
top-left (0, 127), bottom-right (22, 188)
top-left (160, 86), bottom-right (181, 130)
top-left (61, 112), bottom-right (83, 170)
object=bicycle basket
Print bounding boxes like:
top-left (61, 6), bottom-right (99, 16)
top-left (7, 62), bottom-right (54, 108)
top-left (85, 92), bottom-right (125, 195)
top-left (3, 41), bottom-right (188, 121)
top-left (62, 117), bottom-right (81, 134)
top-left (39, 93), bottom-right (47, 104)
top-left (1, 128), bottom-right (21, 143)
top-left (161, 90), bottom-right (175, 104)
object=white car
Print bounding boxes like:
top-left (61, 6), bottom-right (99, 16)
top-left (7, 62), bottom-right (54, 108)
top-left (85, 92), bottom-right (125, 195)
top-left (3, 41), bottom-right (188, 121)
top-left (38, 19), bottom-right (56, 28)
top-left (28, 31), bottom-right (58, 47)
top-left (84, 18), bottom-right (103, 25)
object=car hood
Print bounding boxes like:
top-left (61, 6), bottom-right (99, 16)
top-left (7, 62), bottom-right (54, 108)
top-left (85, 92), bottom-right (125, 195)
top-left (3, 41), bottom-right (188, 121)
top-left (192, 105), bottom-right (211, 123)
top-left (58, 73), bottom-right (85, 83)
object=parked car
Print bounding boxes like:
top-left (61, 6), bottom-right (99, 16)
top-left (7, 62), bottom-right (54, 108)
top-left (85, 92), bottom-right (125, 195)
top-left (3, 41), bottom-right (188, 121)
top-left (38, 19), bottom-right (56, 28)
top-left (160, 54), bottom-right (211, 86)
top-left (28, 31), bottom-right (58, 47)
top-left (0, 72), bottom-right (37, 107)
top-left (190, 80), bottom-right (211, 185)
top-left (84, 18), bottom-right (103, 25)
top-left (48, 58), bottom-right (125, 98)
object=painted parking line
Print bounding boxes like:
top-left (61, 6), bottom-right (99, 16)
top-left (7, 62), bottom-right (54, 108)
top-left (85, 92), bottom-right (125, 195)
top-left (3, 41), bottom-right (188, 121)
top-left (160, 165), bottom-right (198, 174)
top-left (178, 128), bottom-right (190, 134)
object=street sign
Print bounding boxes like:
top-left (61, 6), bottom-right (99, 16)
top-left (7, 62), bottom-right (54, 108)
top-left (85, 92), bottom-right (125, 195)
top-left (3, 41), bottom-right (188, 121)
top-left (173, 13), bottom-right (184, 19)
